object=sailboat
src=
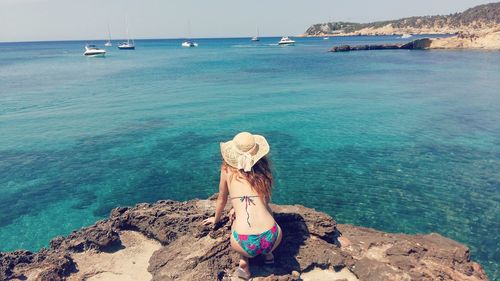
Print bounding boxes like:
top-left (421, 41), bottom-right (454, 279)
top-left (182, 21), bottom-right (198, 47)
top-left (118, 18), bottom-right (135, 50)
top-left (105, 24), bottom-right (112, 47)
top-left (251, 28), bottom-right (260, 42)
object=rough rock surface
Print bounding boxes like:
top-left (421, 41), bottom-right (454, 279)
top-left (427, 28), bottom-right (500, 50)
top-left (0, 197), bottom-right (488, 281)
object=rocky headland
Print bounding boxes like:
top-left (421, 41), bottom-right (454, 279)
top-left (0, 196), bottom-right (489, 281)
top-left (306, 2), bottom-right (500, 50)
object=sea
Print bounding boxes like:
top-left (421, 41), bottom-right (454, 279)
top-left (0, 36), bottom-right (499, 279)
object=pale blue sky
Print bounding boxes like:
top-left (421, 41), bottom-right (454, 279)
top-left (0, 0), bottom-right (494, 42)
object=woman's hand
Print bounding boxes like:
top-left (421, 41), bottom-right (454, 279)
top-left (201, 216), bottom-right (216, 226)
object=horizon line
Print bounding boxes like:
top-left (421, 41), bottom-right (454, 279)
top-left (0, 35), bottom-right (304, 44)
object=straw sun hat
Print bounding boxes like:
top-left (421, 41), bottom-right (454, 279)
top-left (220, 132), bottom-right (270, 172)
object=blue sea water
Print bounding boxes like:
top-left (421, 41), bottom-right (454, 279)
top-left (0, 36), bottom-right (499, 279)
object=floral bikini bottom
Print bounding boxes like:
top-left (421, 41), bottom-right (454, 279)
top-left (232, 223), bottom-right (279, 257)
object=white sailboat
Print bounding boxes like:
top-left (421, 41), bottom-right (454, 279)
top-left (182, 21), bottom-right (198, 47)
top-left (251, 27), bottom-right (260, 42)
top-left (105, 24), bottom-right (113, 47)
top-left (118, 18), bottom-right (135, 50)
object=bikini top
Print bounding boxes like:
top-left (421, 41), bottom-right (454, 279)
top-left (229, 195), bottom-right (262, 228)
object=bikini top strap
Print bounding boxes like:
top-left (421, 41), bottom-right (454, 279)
top-left (229, 195), bottom-right (261, 200)
top-left (229, 195), bottom-right (260, 227)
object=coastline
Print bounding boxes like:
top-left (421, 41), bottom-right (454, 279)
top-left (1, 197), bottom-right (488, 281)
top-left (317, 27), bottom-right (500, 51)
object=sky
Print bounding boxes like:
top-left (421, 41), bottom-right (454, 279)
top-left (0, 0), bottom-right (495, 42)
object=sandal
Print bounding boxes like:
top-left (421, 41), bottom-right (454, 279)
top-left (264, 253), bottom-right (275, 265)
top-left (236, 266), bottom-right (251, 280)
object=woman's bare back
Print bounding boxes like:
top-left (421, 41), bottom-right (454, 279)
top-left (226, 171), bottom-right (275, 234)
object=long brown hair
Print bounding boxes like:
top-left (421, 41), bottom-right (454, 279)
top-left (222, 156), bottom-right (273, 199)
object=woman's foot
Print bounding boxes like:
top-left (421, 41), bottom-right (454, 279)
top-left (236, 257), bottom-right (251, 280)
top-left (236, 266), bottom-right (251, 280)
top-left (263, 252), bottom-right (274, 264)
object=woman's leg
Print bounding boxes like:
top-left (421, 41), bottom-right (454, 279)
top-left (270, 224), bottom-right (283, 253)
top-left (264, 224), bottom-right (283, 261)
top-left (230, 231), bottom-right (252, 276)
top-left (239, 255), bottom-right (250, 275)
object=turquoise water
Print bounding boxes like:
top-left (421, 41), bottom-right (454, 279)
top-left (0, 36), bottom-right (499, 279)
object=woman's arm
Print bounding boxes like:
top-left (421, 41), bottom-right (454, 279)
top-left (265, 195), bottom-right (274, 216)
top-left (213, 169), bottom-right (229, 223)
top-left (202, 168), bottom-right (229, 225)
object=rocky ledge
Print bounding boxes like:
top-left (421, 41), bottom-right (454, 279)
top-left (329, 38), bottom-right (433, 52)
top-left (0, 196), bottom-right (488, 281)
top-left (330, 29), bottom-right (500, 52)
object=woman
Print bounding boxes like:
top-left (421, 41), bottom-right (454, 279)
top-left (202, 132), bottom-right (282, 280)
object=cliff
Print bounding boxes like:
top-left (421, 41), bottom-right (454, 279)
top-left (304, 2), bottom-right (500, 36)
top-left (0, 197), bottom-right (489, 281)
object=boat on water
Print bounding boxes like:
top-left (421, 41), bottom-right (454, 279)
top-left (278, 36), bottom-right (295, 45)
top-left (401, 34), bottom-right (413, 39)
top-left (182, 20), bottom-right (199, 47)
top-left (118, 40), bottom-right (135, 49)
top-left (323, 36), bottom-right (330, 40)
top-left (251, 27), bottom-right (260, 41)
top-left (105, 24), bottom-right (113, 47)
top-left (182, 41), bottom-right (198, 47)
top-left (118, 18), bottom-right (135, 50)
top-left (83, 44), bottom-right (106, 57)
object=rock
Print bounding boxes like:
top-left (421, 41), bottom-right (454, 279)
top-left (0, 250), bottom-right (34, 280)
top-left (330, 38), bottom-right (433, 52)
top-left (0, 197), bottom-right (489, 281)
top-left (332, 45), bottom-right (351, 52)
top-left (50, 221), bottom-right (121, 253)
top-left (291, 270), bottom-right (300, 279)
top-left (400, 38), bottom-right (433, 49)
top-left (34, 254), bottom-right (76, 281)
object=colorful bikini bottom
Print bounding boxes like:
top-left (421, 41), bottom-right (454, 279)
top-left (233, 223), bottom-right (279, 257)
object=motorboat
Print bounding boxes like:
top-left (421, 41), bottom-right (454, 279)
top-left (182, 41), bottom-right (198, 47)
top-left (278, 36), bottom-right (295, 45)
top-left (83, 44), bottom-right (106, 57)
top-left (401, 34), bottom-right (413, 39)
top-left (118, 39), bottom-right (135, 49)
top-left (323, 37), bottom-right (330, 40)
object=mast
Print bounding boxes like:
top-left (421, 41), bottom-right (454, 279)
top-left (125, 16), bottom-right (130, 44)
top-left (107, 24), bottom-right (112, 42)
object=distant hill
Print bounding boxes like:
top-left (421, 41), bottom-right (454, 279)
top-left (304, 2), bottom-right (500, 36)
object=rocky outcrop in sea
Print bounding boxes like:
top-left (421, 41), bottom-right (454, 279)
top-left (0, 196), bottom-right (489, 281)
